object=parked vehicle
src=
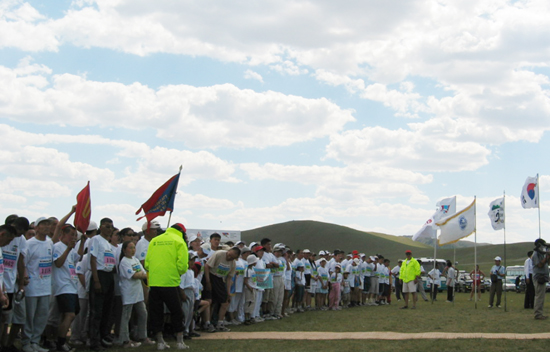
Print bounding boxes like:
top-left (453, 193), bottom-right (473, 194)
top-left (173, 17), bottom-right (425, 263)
top-left (418, 258), bottom-right (447, 292)
top-left (504, 265), bottom-right (525, 292)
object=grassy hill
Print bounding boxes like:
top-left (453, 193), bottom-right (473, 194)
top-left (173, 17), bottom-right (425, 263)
top-left (241, 220), bottom-right (534, 272)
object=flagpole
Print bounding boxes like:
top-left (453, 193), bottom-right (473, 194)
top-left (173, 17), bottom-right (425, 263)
top-left (538, 173), bottom-right (541, 239)
top-left (474, 195), bottom-right (477, 310)
top-left (166, 165), bottom-right (183, 229)
top-left (453, 243), bottom-right (456, 306)
top-left (503, 191), bottom-right (508, 312)
top-left (432, 229), bottom-right (437, 304)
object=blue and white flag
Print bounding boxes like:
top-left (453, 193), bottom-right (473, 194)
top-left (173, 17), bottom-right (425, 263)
top-left (436, 199), bottom-right (476, 246)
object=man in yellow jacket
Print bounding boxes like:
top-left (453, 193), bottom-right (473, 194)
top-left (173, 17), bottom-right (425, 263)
top-left (399, 250), bottom-right (421, 309)
top-left (145, 223), bottom-right (189, 350)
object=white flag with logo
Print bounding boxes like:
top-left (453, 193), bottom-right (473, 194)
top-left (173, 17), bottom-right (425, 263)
top-left (521, 176), bottom-right (539, 209)
top-left (412, 215), bottom-right (436, 242)
top-left (487, 197), bottom-right (505, 231)
top-left (436, 199), bottom-right (476, 246)
top-left (434, 196), bottom-right (457, 221)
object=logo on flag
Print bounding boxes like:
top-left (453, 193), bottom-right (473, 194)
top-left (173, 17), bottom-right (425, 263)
top-left (521, 176), bottom-right (539, 209)
top-left (436, 199), bottom-right (476, 246)
top-left (488, 197), bottom-right (505, 231)
top-left (434, 196), bottom-right (457, 222)
top-left (459, 216), bottom-right (467, 230)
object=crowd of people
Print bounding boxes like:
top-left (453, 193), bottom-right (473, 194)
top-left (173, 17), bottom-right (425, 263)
top-left (0, 208), bottom-right (547, 352)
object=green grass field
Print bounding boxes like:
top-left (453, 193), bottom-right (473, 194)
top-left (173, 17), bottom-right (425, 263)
top-left (73, 291), bottom-right (550, 352)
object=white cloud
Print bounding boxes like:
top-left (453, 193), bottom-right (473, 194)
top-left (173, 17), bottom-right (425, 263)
top-left (0, 62), bottom-right (355, 149)
top-left (325, 125), bottom-right (491, 172)
top-left (243, 69), bottom-right (263, 83)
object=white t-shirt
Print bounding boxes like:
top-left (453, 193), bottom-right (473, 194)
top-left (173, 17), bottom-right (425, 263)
top-left (89, 236), bottom-right (115, 272)
top-left (75, 237), bottom-right (92, 255)
top-left (52, 242), bottom-right (79, 296)
top-left (273, 256), bottom-right (285, 278)
top-left (76, 253), bottom-right (91, 299)
top-left (118, 256), bottom-right (145, 305)
top-left (245, 267), bottom-right (257, 289)
top-left (25, 237), bottom-right (54, 297)
top-left (0, 248), bottom-right (4, 290)
top-left (180, 269), bottom-right (195, 290)
top-left (2, 236), bottom-right (26, 293)
top-left (135, 237), bottom-right (150, 264)
top-left (233, 258), bottom-right (246, 292)
top-left (428, 268), bottom-right (441, 285)
top-left (330, 272), bottom-right (343, 284)
top-left (391, 265), bottom-right (401, 279)
top-left (111, 244), bottom-right (121, 295)
top-left (318, 266), bottom-right (329, 287)
top-left (283, 257), bottom-right (292, 281)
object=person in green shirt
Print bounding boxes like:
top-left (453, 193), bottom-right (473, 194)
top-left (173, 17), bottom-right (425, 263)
top-left (144, 223), bottom-right (189, 350)
top-left (399, 250), bottom-right (421, 309)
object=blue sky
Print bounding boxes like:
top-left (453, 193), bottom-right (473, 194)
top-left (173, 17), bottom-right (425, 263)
top-left (1, 0), bottom-right (549, 244)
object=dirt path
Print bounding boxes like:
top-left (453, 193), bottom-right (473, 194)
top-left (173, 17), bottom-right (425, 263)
top-left (197, 331), bottom-right (550, 340)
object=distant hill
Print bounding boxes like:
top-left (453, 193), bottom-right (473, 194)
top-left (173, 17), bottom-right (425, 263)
top-left (242, 220), bottom-right (430, 257)
top-left (241, 220), bottom-right (533, 272)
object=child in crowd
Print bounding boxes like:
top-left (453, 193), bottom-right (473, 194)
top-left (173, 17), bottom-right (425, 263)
top-left (329, 265), bottom-right (342, 310)
top-left (342, 271), bottom-right (351, 308)
top-left (316, 259), bottom-right (329, 310)
top-left (117, 241), bottom-right (152, 348)
top-left (244, 255), bottom-right (258, 325)
top-left (294, 262), bottom-right (305, 313)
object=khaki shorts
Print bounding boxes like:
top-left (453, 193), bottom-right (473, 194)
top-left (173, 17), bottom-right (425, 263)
top-left (402, 280), bottom-right (417, 293)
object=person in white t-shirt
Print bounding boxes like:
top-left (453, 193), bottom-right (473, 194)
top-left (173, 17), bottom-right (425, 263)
top-left (52, 222), bottom-right (80, 352)
top-left (89, 218), bottom-right (116, 351)
top-left (22, 217), bottom-right (55, 352)
top-left (0, 225), bottom-right (16, 348)
top-left (180, 252), bottom-right (199, 339)
top-left (316, 259), bottom-right (329, 310)
top-left (2, 218), bottom-right (28, 352)
top-left (70, 252), bottom-right (91, 345)
top-left (244, 255), bottom-right (258, 325)
top-left (227, 247), bottom-right (250, 325)
top-left (117, 241), bottom-right (151, 348)
top-left (427, 266), bottom-right (441, 301)
top-left (391, 260), bottom-right (402, 301)
top-left (328, 264), bottom-right (342, 310)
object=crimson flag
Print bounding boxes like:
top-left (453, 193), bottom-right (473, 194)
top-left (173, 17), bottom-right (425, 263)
top-left (136, 171), bottom-right (181, 227)
top-left (74, 181), bottom-right (91, 234)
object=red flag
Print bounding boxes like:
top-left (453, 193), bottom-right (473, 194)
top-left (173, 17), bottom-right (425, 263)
top-left (74, 181), bottom-right (91, 234)
top-left (136, 171), bottom-right (181, 227)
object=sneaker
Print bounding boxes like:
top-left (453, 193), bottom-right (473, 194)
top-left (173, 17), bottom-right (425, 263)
top-left (141, 339), bottom-right (155, 346)
top-left (216, 324), bottom-right (230, 332)
top-left (206, 324), bottom-right (217, 333)
top-left (254, 317), bottom-right (265, 322)
top-left (535, 315), bottom-right (548, 320)
top-left (157, 342), bottom-right (170, 350)
top-left (176, 343), bottom-right (189, 350)
top-left (32, 345), bottom-right (49, 352)
top-left (189, 331), bottom-right (201, 338)
top-left (122, 342), bottom-right (141, 349)
top-left (488, 305), bottom-right (493, 308)
top-left (244, 319), bottom-right (251, 325)
top-left (497, 305), bottom-right (501, 308)
top-left (264, 315), bottom-right (276, 320)
top-left (68, 340), bottom-right (83, 346)
top-left (101, 338), bottom-right (113, 347)
top-left (230, 319), bottom-right (242, 325)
